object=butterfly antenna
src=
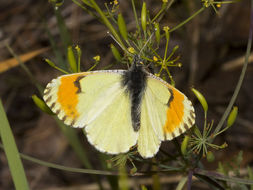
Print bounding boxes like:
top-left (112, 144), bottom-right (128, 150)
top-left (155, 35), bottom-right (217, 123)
top-left (108, 31), bottom-right (134, 68)
top-left (138, 30), bottom-right (155, 57)
top-left (107, 32), bottom-right (129, 53)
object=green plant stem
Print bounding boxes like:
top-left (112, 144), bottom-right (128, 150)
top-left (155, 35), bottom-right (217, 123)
top-left (51, 64), bottom-right (69, 74)
top-left (195, 168), bottom-right (253, 185)
top-left (20, 150), bottom-right (117, 175)
top-left (54, 7), bottom-right (71, 51)
top-left (45, 23), bottom-right (67, 71)
top-left (169, 6), bottom-right (205, 33)
top-left (72, 0), bottom-right (99, 20)
top-left (214, 0), bottom-right (240, 4)
top-left (81, 0), bottom-right (94, 7)
top-left (176, 176), bottom-right (188, 190)
top-left (212, 0), bottom-right (253, 137)
top-left (104, 3), bottom-right (117, 24)
top-left (163, 34), bottom-right (169, 61)
top-left (152, 0), bottom-right (174, 23)
top-left (131, 0), bottom-right (141, 35)
top-left (89, 0), bottom-right (127, 51)
top-left (0, 142), bottom-right (184, 176)
top-left (0, 143), bottom-right (117, 176)
top-left (5, 44), bottom-right (44, 95)
top-left (88, 60), bottom-right (99, 71)
top-left (203, 112), bottom-right (207, 137)
top-left (151, 5), bottom-right (167, 23)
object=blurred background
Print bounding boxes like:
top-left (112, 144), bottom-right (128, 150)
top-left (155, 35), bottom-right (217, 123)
top-left (0, 0), bottom-right (252, 189)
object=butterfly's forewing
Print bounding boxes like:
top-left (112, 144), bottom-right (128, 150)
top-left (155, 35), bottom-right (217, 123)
top-left (43, 71), bottom-right (138, 154)
top-left (44, 72), bottom-right (89, 125)
top-left (138, 74), bottom-right (195, 158)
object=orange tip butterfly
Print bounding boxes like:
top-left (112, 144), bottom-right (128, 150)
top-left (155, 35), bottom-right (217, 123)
top-left (43, 56), bottom-right (195, 158)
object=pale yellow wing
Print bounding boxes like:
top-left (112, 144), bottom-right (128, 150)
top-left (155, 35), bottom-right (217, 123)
top-left (85, 87), bottom-right (138, 154)
top-left (138, 93), bottom-right (162, 158)
top-left (43, 71), bottom-right (138, 154)
top-left (137, 74), bottom-right (195, 158)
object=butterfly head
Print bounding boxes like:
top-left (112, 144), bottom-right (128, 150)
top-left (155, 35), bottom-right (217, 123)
top-left (131, 55), bottom-right (145, 68)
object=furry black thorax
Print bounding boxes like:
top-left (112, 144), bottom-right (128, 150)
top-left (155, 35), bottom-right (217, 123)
top-left (121, 59), bottom-right (147, 132)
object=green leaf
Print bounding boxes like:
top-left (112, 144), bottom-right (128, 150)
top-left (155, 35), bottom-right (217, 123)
top-left (0, 99), bottom-right (30, 190)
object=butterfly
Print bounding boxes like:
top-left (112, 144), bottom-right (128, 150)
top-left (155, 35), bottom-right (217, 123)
top-left (43, 56), bottom-right (195, 158)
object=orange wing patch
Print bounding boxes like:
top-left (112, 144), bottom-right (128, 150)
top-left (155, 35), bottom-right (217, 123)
top-left (57, 74), bottom-right (85, 119)
top-left (163, 88), bottom-right (184, 135)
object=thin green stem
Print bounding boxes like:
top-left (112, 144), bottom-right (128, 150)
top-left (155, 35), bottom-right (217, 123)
top-left (0, 143), bottom-right (117, 176)
top-left (176, 176), bottom-right (188, 190)
top-left (152, 0), bottom-right (174, 23)
top-left (165, 67), bottom-right (175, 85)
top-left (81, 0), bottom-right (94, 7)
top-left (212, 0), bottom-right (253, 138)
top-left (0, 143), bottom-right (174, 176)
top-left (203, 112), bottom-right (207, 137)
top-left (212, 125), bottom-right (230, 138)
top-left (194, 168), bottom-right (253, 185)
top-left (88, 61), bottom-right (99, 71)
top-left (5, 44), bottom-right (44, 95)
top-left (89, 0), bottom-right (127, 51)
top-left (104, 3), bottom-right (117, 24)
top-left (72, 0), bottom-right (99, 19)
top-left (163, 36), bottom-right (169, 61)
top-left (54, 7), bottom-right (71, 52)
top-left (131, 0), bottom-right (141, 35)
top-left (20, 151), bottom-right (118, 176)
top-left (169, 6), bottom-right (205, 33)
top-left (51, 64), bottom-right (69, 74)
top-left (152, 6), bottom-right (166, 23)
top-left (213, 0), bottom-right (241, 4)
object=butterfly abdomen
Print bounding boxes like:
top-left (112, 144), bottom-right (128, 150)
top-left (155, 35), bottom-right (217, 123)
top-left (122, 63), bottom-right (147, 131)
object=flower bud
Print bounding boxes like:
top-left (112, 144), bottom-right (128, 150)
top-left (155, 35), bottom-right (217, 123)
top-left (181, 135), bottom-right (190, 156)
top-left (206, 151), bottom-right (215, 162)
top-left (192, 88), bottom-right (208, 113)
top-left (227, 106), bottom-right (238, 128)
top-left (154, 22), bottom-right (160, 44)
top-left (32, 95), bottom-right (53, 115)
top-left (68, 46), bottom-right (77, 73)
top-left (141, 2), bottom-right (147, 32)
top-left (110, 44), bottom-right (121, 61)
top-left (117, 13), bottom-right (128, 41)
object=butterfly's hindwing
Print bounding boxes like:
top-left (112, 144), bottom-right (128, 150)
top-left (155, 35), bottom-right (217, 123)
top-left (84, 84), bottom-right (138, 154)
